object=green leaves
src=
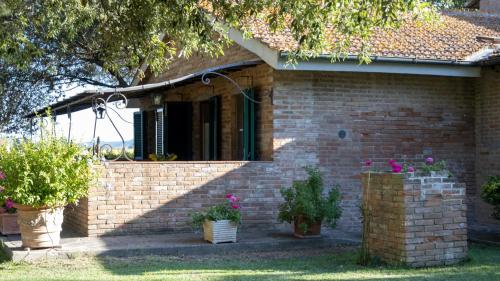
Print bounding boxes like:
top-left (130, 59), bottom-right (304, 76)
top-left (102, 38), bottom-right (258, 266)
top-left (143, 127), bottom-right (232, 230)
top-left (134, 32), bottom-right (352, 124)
top-left (481, 176), bottom-right (500, 220)
top-left (0, 0), bottom-right (440, 80)
top-left (0, 118), bottom-right (95, 208)
top-left (278, 167), bottom-right (342, 231)
top-left (190, 199), bottom-right (242, 229)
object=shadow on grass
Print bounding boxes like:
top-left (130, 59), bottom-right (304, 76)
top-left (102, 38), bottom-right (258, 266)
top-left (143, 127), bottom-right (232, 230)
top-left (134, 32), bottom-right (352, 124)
top-left (93, 244), bottom-right (500, 281)
top-left (0, 246), bottom-right (11, 264)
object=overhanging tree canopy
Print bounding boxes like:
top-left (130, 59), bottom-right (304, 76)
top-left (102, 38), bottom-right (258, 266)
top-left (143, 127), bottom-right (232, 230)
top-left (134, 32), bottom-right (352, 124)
top-left (0, 0), bottom-right (466, 132)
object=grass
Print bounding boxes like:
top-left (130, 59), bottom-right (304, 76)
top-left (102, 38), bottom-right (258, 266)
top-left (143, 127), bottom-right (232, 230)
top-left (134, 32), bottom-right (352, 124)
top-left (0, 244), bottom-right (498, 281)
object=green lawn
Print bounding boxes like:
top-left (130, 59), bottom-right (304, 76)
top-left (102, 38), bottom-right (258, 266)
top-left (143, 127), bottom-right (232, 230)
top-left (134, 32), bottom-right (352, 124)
top-left (0, 244), bottom-right (498, 281)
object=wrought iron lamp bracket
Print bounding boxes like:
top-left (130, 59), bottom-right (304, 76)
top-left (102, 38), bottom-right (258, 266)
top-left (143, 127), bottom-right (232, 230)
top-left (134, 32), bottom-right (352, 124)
top-left (91, 91), bottom-right (133, 161)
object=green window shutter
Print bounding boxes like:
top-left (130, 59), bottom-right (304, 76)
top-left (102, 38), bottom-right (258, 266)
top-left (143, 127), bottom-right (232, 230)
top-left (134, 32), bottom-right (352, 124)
top-left (133, 111), bottom-right (144, 160)
top-left (155, 108), bottom-right (165, 156)
top-left (243, 89), bottom-right (256, 161)
top-left (209, 96), bottom-right (220, 160)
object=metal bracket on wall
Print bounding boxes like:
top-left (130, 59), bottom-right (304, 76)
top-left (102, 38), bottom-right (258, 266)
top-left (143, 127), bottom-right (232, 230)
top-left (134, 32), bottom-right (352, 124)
top-left (91, 91), bottom-right (134, 161)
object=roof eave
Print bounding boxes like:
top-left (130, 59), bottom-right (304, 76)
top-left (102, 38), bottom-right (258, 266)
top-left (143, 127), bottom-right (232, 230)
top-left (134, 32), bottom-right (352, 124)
top-left (278, 52), bottom-right (478, 66)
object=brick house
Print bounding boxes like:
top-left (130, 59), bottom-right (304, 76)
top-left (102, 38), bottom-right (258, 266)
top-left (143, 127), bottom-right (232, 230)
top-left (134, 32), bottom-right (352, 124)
top-left (40, 5), bottom-right (499, 237)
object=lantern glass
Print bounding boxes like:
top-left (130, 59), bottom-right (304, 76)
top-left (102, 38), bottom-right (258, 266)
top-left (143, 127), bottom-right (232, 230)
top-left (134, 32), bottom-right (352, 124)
top-left (152, 93), bottom-right (163, 106)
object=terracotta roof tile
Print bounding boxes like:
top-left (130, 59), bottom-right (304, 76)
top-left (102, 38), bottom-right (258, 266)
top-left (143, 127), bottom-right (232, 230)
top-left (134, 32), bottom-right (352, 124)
top-left (244, 11), bottom-right (500, 61)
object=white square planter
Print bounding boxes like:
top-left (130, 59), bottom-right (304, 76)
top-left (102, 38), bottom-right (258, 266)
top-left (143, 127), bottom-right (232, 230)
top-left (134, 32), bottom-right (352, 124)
top-left (203, 220), bottom-right (238, 244)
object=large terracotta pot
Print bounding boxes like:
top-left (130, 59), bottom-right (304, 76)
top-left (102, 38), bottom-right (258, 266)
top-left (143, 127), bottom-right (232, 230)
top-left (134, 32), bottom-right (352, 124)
top-left (293, 216), bottom-right (322, 238)
top-left (14, 204), bottom-right (64, 249)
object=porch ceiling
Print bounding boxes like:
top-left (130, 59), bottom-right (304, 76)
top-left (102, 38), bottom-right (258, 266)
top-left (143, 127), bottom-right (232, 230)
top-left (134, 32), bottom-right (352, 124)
top-left (27, 59), bottom-right (264, 117)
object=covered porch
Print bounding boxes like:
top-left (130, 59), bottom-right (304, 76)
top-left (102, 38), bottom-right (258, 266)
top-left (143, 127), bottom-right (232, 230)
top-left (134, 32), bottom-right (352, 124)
top-left (32, 59), bottom-right (273, 163)
top-left (30, 60), bottom-right (280, 237)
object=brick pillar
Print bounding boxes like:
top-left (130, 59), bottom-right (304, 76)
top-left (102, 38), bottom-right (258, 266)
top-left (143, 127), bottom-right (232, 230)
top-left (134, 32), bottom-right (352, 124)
top-left (362, 172), bottom-right (468, 267)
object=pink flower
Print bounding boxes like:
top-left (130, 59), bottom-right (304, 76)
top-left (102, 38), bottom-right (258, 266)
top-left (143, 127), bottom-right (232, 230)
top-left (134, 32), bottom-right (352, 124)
top-left (5, 199), bottom-right (14, 209)
top-left (225, 193), bottom-right (232, 199)
top-left (408, 167), bottom-right (415, 172)
top-left (229, 196), bottom-right (237, 203)
top-left (392, 164), bottom-right (402, 173)
top-left (388, 159), bottom-right (396, 165)
top-left (364, 160), bottom-right (372, 167)
top-left (425, 157), bottom-right (434, 165)
top-left (231, 204), bottom-right (239, 209)
top-left (236, 196), bottom-right (241, 202)
top-left (0, 171), bottom-right (5, 180)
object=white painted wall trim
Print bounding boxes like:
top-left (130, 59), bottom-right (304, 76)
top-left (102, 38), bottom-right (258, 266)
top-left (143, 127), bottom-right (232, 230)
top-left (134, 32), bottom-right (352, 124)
top-left (275, 58), bottom-right (481, 78)
top-left (227, 28), bottom-right (280, 68)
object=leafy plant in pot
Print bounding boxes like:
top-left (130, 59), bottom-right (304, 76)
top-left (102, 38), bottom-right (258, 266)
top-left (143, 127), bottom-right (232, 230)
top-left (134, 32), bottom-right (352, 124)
top-left (191, 194), bottom-right (241, 244)
top-left (481, 176), bottom-right (500, 220)
top-left (0, 122), bottom-right (94, 248)
top-left (278, 167), bottom-right (342, 238)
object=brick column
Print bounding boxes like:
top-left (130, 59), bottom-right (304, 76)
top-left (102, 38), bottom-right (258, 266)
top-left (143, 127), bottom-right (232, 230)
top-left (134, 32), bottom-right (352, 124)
top-left (362, 172), bottom-right (468, 267)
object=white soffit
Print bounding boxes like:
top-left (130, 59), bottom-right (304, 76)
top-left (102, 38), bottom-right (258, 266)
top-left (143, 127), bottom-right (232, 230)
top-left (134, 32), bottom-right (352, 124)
top-left (229, 29), bottom-right (481, 78)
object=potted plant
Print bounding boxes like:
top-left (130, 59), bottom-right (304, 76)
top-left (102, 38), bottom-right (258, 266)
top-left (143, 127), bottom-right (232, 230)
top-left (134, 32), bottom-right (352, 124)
top-left (481, 176), bottom-right (500, 220)
top-left (278, 167), bottom-right (342, 238)
top-left (0, 198), bottom-right (20, 235)
top-left (0, 123), bottom-right (94, 248)
top-left (191, 194), bottom-right (241, 244)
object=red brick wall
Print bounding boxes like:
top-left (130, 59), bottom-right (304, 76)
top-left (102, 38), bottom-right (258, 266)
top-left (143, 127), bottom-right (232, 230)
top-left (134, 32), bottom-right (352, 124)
top-left (481, 0), bottom-right (500, 14)
top-left (273, 71), bottom-right (475, 232)
top-left (362, 172), bottom-right (467, 267)
top-left (143, 44), bottom-right (260, 84)
top-left (86, 162), bottom-right (280, 236)
top-left (473, 66), bottom-right (500, 233)
top-left (67, 55), bottom-right (491, 237)
top-left (64, 198), bottom-right (89, 236)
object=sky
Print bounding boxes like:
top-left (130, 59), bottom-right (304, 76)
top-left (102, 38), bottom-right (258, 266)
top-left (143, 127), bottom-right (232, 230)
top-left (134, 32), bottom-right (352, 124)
top-left (53, 86), bottom-right (136, 144)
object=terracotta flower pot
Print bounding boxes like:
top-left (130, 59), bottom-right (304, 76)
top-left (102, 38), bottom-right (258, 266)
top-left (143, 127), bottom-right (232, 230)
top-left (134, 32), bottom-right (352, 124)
top-left (294, 216), bottom-right (322, 238)
top-left (0, 213), bottom-right (20, 235)
top-left (14, 204), bottom-right (64, 249)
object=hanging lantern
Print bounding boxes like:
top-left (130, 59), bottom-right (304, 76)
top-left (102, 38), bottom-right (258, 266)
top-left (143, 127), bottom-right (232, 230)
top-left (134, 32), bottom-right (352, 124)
top-left (94, 104), bottom-right (106, 119)
top-left (151, 93), bottom-right (164, 107)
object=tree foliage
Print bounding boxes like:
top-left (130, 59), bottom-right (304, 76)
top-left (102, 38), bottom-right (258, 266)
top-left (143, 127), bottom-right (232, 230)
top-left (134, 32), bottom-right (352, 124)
top-left (0, 0), bottom-right (466, 132)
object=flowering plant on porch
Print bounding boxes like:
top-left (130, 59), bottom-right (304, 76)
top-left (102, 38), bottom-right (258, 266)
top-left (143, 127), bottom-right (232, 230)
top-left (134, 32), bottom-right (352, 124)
top-left (363, 157), bottom-right (448, 175)
top-left (0, 199), bottom-right (16, 214)
top-left (191, 194), bottom-right (241, 244)
top-left (191, 194), bottom-right (242, 228)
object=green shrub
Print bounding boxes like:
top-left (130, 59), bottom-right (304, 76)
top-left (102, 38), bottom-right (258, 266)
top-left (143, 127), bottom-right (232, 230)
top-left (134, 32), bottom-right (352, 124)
top-left (0, 124), bottom-right (95, 208)
top-left (191, 194), bottom-right (242, 229)
top-left (278, 167), bottom-right (342, 232)
top-left (481, 176), bottom-right (500, 220)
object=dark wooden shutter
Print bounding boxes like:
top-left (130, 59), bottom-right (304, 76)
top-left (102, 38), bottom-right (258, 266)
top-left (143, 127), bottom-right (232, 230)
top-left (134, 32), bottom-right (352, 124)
top-left (155, 107), bottom-right (165, 156)
top-left (243, 89), bottom-right (256, 160)
top-left (209, 96), bottom-right (220, 160)
top-left (133, 111), bottom-right (145, 160)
